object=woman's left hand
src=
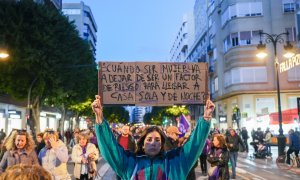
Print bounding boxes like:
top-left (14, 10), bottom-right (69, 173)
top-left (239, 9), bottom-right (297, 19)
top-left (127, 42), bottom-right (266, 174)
top-left (49, 137), bottom-right (59, 148)
top-left (203, 99), bottom-right (215, 121)
top-left (88, 153), bottom-right (96, 160)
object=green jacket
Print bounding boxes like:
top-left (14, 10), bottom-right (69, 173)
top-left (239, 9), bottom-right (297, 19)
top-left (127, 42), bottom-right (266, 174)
top-left (95, 117), bottom-right (210, 180)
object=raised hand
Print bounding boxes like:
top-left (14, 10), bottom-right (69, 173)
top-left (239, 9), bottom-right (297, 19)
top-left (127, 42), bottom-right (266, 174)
top-left (91, 95), bottom-right (103, 124)
top-left (203, 99), bottom-right (215, 121)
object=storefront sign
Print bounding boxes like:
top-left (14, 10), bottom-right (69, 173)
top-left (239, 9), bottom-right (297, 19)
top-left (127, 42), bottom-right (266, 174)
top-left (280, 54), bottom-right (300, 73)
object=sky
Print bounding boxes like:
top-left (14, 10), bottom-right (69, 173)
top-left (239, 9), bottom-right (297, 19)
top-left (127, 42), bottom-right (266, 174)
top-left (63, 0), bottom-right (194, 62)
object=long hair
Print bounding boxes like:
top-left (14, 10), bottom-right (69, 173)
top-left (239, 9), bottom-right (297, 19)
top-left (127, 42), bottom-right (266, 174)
top-left (136, 126), bottom-right (166, 155)
top-left (213, 134), bottom-right (227, 149)
top-left (0, 164), bottom-right (51, 180)
top-left (5, 130), bottom-right (35, 152)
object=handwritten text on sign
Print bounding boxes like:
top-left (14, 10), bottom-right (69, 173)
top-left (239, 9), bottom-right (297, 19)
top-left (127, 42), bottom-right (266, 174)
top-left (99, 62), bottom-right (208, 105)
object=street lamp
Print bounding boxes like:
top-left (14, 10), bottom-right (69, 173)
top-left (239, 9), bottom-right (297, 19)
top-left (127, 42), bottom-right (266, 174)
top-left (256, 30), bottom-right (294, 156)
top-left (0, 46), bottom-right (9, 59)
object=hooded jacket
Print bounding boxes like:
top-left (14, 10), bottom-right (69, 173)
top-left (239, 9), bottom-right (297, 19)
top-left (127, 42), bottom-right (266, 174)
top-left (95, 117), bottom-right (210, 180)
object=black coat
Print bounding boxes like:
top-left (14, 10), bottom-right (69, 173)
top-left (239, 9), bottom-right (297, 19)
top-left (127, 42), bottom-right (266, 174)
top-left (226, 134), bottom-right (245, 152)
top-left (207, 147), bottom-right (230, 180)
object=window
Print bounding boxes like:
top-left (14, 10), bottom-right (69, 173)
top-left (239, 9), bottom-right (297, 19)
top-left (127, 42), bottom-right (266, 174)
top-left (285, 27), bottom-right (297, 41)
top-left (62, 9), bottom-right (81, 15)
top-left (224, 67), bottom-right (267, 87)
top-left (240, 31), bottom-right (251, 45)
top-left (214, 77), bottom-right (219, 91)
top-left (288, 66), bottom-right (300, 81)
top-left (231, 33), bottom-right (239, 47)
top-left (288, 96), bottom-right (298, 109)
top-left (223, 35), bottom-right (231, 52)
top-left (223, 30), bottom-right (262, 52)
top-left (222, 2), bottom-right (263, 26)
top-left (213, 48), bottom-right (217, 60)
top-left (237, 3), bottom-right (249, 17)
top-left (256, 98), bottom-right (275, 114)
top-left (224, 71), bottom-right (231, 87)
top-left (229, 4), bottom-right (237, 18)
top-left (282, 0), bottom-right (295, 12)
top-left (251, 2), bottom-right (263, 16)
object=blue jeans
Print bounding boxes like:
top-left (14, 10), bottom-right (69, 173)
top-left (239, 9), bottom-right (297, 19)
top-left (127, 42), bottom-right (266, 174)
top-left (229, 151), bottom-right (238, 177)
top-left (266, 143), bottom-right (271, 154)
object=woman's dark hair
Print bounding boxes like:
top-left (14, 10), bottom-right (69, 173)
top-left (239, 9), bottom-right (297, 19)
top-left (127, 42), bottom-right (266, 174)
top-left (136, 126), bottom-right (166, 155)
top-left (213, 134), bottom-right (227, 149)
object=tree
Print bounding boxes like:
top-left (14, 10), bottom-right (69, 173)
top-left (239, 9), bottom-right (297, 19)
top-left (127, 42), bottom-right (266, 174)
top-left (165, 105), bottom-right (189, 117)
top-left (0, 0), bottom-right (97, 132)
top-left (103, 106), bottom-right (129, 124)
top-left (143, 107), bottom-right (168, 125)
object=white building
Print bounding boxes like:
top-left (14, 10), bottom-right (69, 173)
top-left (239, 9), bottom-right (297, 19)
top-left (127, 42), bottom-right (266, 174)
top-left (170, 13), bottom-right (195, 62)
top-left (62, 1), bottom-right (98, 55)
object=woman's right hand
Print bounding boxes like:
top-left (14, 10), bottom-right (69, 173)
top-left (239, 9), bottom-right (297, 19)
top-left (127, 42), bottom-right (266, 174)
top-left (91, 95), bottom-right (103, 124)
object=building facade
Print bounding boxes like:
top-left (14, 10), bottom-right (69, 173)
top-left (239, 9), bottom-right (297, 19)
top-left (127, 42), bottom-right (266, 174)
top-left (170, 13), bottom-right (195, 62)
top-left (62, 2), bottom-right (98, 55)
top-left (189, 0), bottom-right (300, 134)
top-left (132, 106), bottom-right (147, 124)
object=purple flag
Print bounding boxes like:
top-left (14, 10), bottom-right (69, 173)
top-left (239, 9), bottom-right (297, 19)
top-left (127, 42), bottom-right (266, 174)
top-left (177, 114), bottom-right (190, 137)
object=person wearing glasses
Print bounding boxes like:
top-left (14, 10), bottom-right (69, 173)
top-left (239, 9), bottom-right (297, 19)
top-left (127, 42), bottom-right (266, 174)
top-left (71, 130), bottom-right (99, 180)
top-left (38, 129), bottom-right (70, 180)
top-left (0, 129), bottom-right (39, 173)
top-left (92, 95), bottom-right (215, 179)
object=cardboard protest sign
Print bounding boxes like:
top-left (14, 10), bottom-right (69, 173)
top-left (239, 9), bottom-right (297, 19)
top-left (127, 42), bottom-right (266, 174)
top-left (98, 62), bottom-right (208, 106)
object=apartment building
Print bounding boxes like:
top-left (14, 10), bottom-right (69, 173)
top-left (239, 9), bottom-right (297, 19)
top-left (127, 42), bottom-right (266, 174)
top-left (170, 13), bottom-right (195, 62)
top-left (188, 0), bottom-right (299, 133)
top-left (62, 1), bottom-right (98, 55)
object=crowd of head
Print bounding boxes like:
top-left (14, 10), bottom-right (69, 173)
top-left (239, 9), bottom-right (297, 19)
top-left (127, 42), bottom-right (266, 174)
top-left (0, 127), bottom-right (99, 180)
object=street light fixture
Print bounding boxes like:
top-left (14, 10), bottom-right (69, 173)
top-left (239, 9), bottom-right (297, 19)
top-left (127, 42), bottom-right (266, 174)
top-left (0, 47), bottom-right (9, 59)
top-left (256, 30), bottom-right (294, 156)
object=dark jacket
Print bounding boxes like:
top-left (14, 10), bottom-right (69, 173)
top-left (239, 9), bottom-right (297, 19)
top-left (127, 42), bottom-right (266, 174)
top-left (35, 141), bottom-right (46, 155)
top-left (117, 134), bottom-right (136, 153)
top-left (164, 137), bottom-right (179, 151)
top-left (241, 129), bottom-right (249, 140)
top-left (289, 132), bottom-right (300, 150)
top-left (226, 134), bottom-right (245, 152)
top-left (207, 147), bottom-right (230, 180)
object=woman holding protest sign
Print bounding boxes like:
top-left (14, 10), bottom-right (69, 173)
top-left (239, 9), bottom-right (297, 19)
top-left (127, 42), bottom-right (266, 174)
top-left (92, 95), bottom-right (215, 179)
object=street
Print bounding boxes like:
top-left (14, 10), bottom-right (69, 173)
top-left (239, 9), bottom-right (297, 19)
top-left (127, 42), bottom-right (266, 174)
top-left (67, 146), bottom-right (300, 180)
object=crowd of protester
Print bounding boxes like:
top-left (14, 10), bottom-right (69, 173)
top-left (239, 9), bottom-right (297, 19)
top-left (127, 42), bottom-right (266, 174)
top-left (0, 106), bottom-right (299, 180)
top-left (0, 126), bottom-right (99, 180)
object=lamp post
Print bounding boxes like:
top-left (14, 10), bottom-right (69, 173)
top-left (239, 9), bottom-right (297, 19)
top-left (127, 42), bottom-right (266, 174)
top-left (256, 30), bottom-right (294, 156)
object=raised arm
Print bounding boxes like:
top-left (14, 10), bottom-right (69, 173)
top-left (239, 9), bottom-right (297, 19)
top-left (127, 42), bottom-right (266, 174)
top-left (172, 99), bottom-right (215, 175)
top-left (91, 95), bottom-right (103, 124)
top-left (92, 95), bottom-right (135, 179)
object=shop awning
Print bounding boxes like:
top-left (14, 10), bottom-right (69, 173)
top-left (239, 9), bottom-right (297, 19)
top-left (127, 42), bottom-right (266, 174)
top-left (269, 108), bottom-right (298, 125)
